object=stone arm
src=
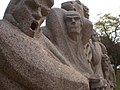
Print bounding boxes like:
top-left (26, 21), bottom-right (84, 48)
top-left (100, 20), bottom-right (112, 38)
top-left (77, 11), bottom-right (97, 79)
top-left (109, 65), bottom-right (116, 88)
top-left (0, 21), bottom-right (89, 90)
top-left (99, 42), bottom-right (107, 54)
top-left (89, 41), bottom-right (100, 67)
top-left (41, 33), bottom-right (72, 67)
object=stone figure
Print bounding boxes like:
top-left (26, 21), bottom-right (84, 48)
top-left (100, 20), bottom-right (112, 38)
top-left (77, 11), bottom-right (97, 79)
top-left (0, 0), bottom-right (116, 89)
top-left (98, 36), bottom-right (116, 90)
top-left (61, 1), bottom-right (116, 90)
top-left (61, 1), bottom-right (94, 45)
top-left (64, 11), bottom-right (83, 41)
top-left (89, 30), bottom-right (112, 90)
top-left (43, 8), bottom-right (94, 76)
top-left (102, 54), bottom-right (116, 90)
top-left (0, 0), bottom-right (90, 90)
top-left (61, 1), bottom-right (94, 56)
top-left (42, 7), bottom-right (108, 90)
top-left (61, 0), bottom-right (89, 19)
top-left (3, 0), bottom-right (54, 38)
top-left (89, 30), bottom-right (103, 77)
top-left (61, 0), bottom-right (84, 17)
top-left (64, 10), bottom-right (107, 90)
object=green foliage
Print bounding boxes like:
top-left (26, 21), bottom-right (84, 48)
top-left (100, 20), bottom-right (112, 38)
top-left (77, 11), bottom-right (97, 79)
top-left (94, 13), bottom-right (120, 66)
top-left (95, 13), bottom-right (120, 43)
top-left (116, 70), bottom-right (120, 90)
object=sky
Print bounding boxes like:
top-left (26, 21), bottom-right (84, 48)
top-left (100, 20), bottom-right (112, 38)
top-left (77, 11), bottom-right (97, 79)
top-left (0, 0), bottom-right (120, 23)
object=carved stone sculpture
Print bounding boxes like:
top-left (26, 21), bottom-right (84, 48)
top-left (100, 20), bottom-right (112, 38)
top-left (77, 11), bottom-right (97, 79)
top-left (0, 0), bottom-right (116, 90)
top-left (0, 0), bottom-right (90, 90)
top-left (102, 54), bottom-right (116, 90)
top-left (61, 0), bottom-right (84, 17)
top-left (43, 8), bottom-right (94, 77)
top-left (61, 1), bottom-right (109, 90)
top-left (3, 0), bottom-right (54, 38)
top-left (42, 7), bottom-right (109, 90)
top-left (91, 31), bottom-right (116, 90)
top-left (61, 0), bottom-right (89, 19)
top-left (89, 30), bottom-right (104, 77)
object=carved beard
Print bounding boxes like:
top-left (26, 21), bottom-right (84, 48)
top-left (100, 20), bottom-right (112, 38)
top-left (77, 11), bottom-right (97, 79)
top-left (67, 27), bottom-right (81, 41)
top-left (12, 5), bottom-right (40, 37)
top-left (68, 27), bottom-right (81, 34)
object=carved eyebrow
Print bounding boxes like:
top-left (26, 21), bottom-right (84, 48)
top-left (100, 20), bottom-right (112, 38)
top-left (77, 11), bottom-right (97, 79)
top-left (66, 16), bottom-right (80, 19)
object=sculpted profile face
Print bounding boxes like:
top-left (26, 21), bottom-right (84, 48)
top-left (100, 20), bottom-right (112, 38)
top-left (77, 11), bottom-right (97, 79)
top-left (4, 0), bottom-right (54, 37)
top-left (102, 54), bottom-right (110, 70)
top-left (61, 1), bottom-right (84, 17)
top-left (64, 11), bottom-right (82, 41)
top-left (91, 30), bottom-right (99, 42)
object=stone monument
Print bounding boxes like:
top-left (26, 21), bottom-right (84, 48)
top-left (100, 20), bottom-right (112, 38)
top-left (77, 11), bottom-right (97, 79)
top-left (102, 54), bottom-right (116, 90)
top-left (43, 8), bottom-right (93, 77)
top-left (0, 0), bottom-right (89, 90)
top-left (0, 0), bottom-right (115, 90)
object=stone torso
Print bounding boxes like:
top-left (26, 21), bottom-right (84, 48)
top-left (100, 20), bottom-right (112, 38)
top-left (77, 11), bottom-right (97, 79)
top-left (0, 20), bottom-right (89, 90)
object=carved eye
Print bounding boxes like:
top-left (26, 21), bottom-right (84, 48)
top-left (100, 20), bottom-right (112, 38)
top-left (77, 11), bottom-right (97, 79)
top-left (74, 17), bottom-right (80, 21)
top-left (65, 17), bottom-right (72, 22)
top-left (73, 8), bottom-right (76, 11)
top-left (65, 16), bottom-right (80, 22)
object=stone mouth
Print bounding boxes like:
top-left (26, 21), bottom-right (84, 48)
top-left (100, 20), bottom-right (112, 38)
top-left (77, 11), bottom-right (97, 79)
top-left (30, 21), bottom-right (39, 31)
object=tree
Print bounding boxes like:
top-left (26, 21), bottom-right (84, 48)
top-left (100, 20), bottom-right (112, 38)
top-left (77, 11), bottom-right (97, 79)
top-left (95, 13), bottom-right (120, 43)
top-left (94, 13), bottom-right (120, 71)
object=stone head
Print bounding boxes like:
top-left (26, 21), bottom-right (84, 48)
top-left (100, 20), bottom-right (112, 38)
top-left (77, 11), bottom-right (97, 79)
top-left (102, 54), bottom-right (111, 70)
top-left (3, 0), bottom-right (54, 37)
top-left (82, 4), bottom-right (89, 19)
top-left (64, 11), bottom-right (83, 40)
top-left (91, 30), bottom-right (99, 42)
top-left (75, 0), bottom-right (89, 19)
top-left (61, 1), bottom-right (84, 17)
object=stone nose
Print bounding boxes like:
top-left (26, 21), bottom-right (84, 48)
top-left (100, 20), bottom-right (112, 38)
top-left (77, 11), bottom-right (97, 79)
top-left (71, 18), bottom-right (75, 22)
top-left (71, 18), bottom-right (76, 25)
